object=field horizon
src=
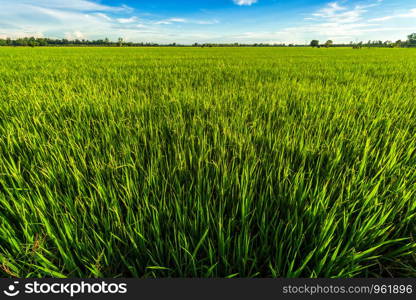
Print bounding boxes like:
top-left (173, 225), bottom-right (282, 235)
top-left (0, 47), bottom-right (415, 278)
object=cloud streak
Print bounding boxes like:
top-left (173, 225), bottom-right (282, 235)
top-left (293, 0), bottom-right (409, 41)
top-left (369, 8), bottom-right (416, 22)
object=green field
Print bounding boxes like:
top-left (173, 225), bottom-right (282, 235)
top-left (0, 47), bottom-right (415, 278)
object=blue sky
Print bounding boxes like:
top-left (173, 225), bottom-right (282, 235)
top-left (0, 0), bottom-right (415, 43)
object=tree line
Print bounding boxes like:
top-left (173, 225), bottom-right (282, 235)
top-left (310, 33), bottom-right (416, 48)
top-left (0, 33), bottom-right (415, 47)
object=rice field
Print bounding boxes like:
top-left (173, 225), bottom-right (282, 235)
top-left (0, 47), bottom-right (415, 278)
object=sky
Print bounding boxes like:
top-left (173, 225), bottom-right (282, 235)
top-left (0, 0), bottom-right (415, 44)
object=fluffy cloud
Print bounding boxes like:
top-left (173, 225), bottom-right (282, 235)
top-left (296, 1), bottom-right (389, 40)
top-left (233, 0), bottom-right (258, 6)
top-left (0, 0), bottom-right (132, 39)
top-left (117, 16), bottom-right (140, 24)
top-left (226, 0), bottom-right (413, 44)
top-left (310, 1), bottom-right (380, 24)
top-left (313, 2), bottom-right (346, 18)
top-left (0, 0), bottom-right (218, 42)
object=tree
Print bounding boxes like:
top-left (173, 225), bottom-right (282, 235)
top-left (384, 40), bottom-right (392, 47)
top-left (324, 40), bottom-right (333, 47)
top-left (310, 40), bottom-right (319, 47)
top-left (352, 43), bottom-right (362, 49)
top-left (408, 33), bottom-right (416, 45)
top-left (394, 40), bottom-right (403, 48)
top-left (118, 37), bottom-right (124, 47)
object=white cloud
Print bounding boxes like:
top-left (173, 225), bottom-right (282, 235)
top-left (117, 16), bottom-right (139, 24)
top-left (0, 0), bottom-right (217, 42)
top-left (153, 18), bottom-right (218, 25)
top-left (154, 18), bottom-right (187, 25)
top-left (312, 2), bottom-right (346, 18)
top-left (369, 8), bottom-right (416, 22)
top-left (0, 0), bottom-right (136, 39)
top-left (94, 13), bottom-right (112, 21)
top-left (226, 0), bottom-right (413, 44)
top-left (65, 30), bottom-right (86, 40)
top-left (369, 16), bottom-right (394, 22)
top-left (233, 0), bottom-right (258, 6)
top-left (290, 0), bottom-right (402, 41)
top-left (16, 0), bottom-right (131, 12)
top-left (311, 1), bottom-right (378, 24)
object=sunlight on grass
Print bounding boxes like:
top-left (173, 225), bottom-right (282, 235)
top-left (0, 47), bottom-right (415, 278)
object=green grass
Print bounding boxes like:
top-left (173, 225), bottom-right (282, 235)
top-left (0, 47), bottom-right (415, 278)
